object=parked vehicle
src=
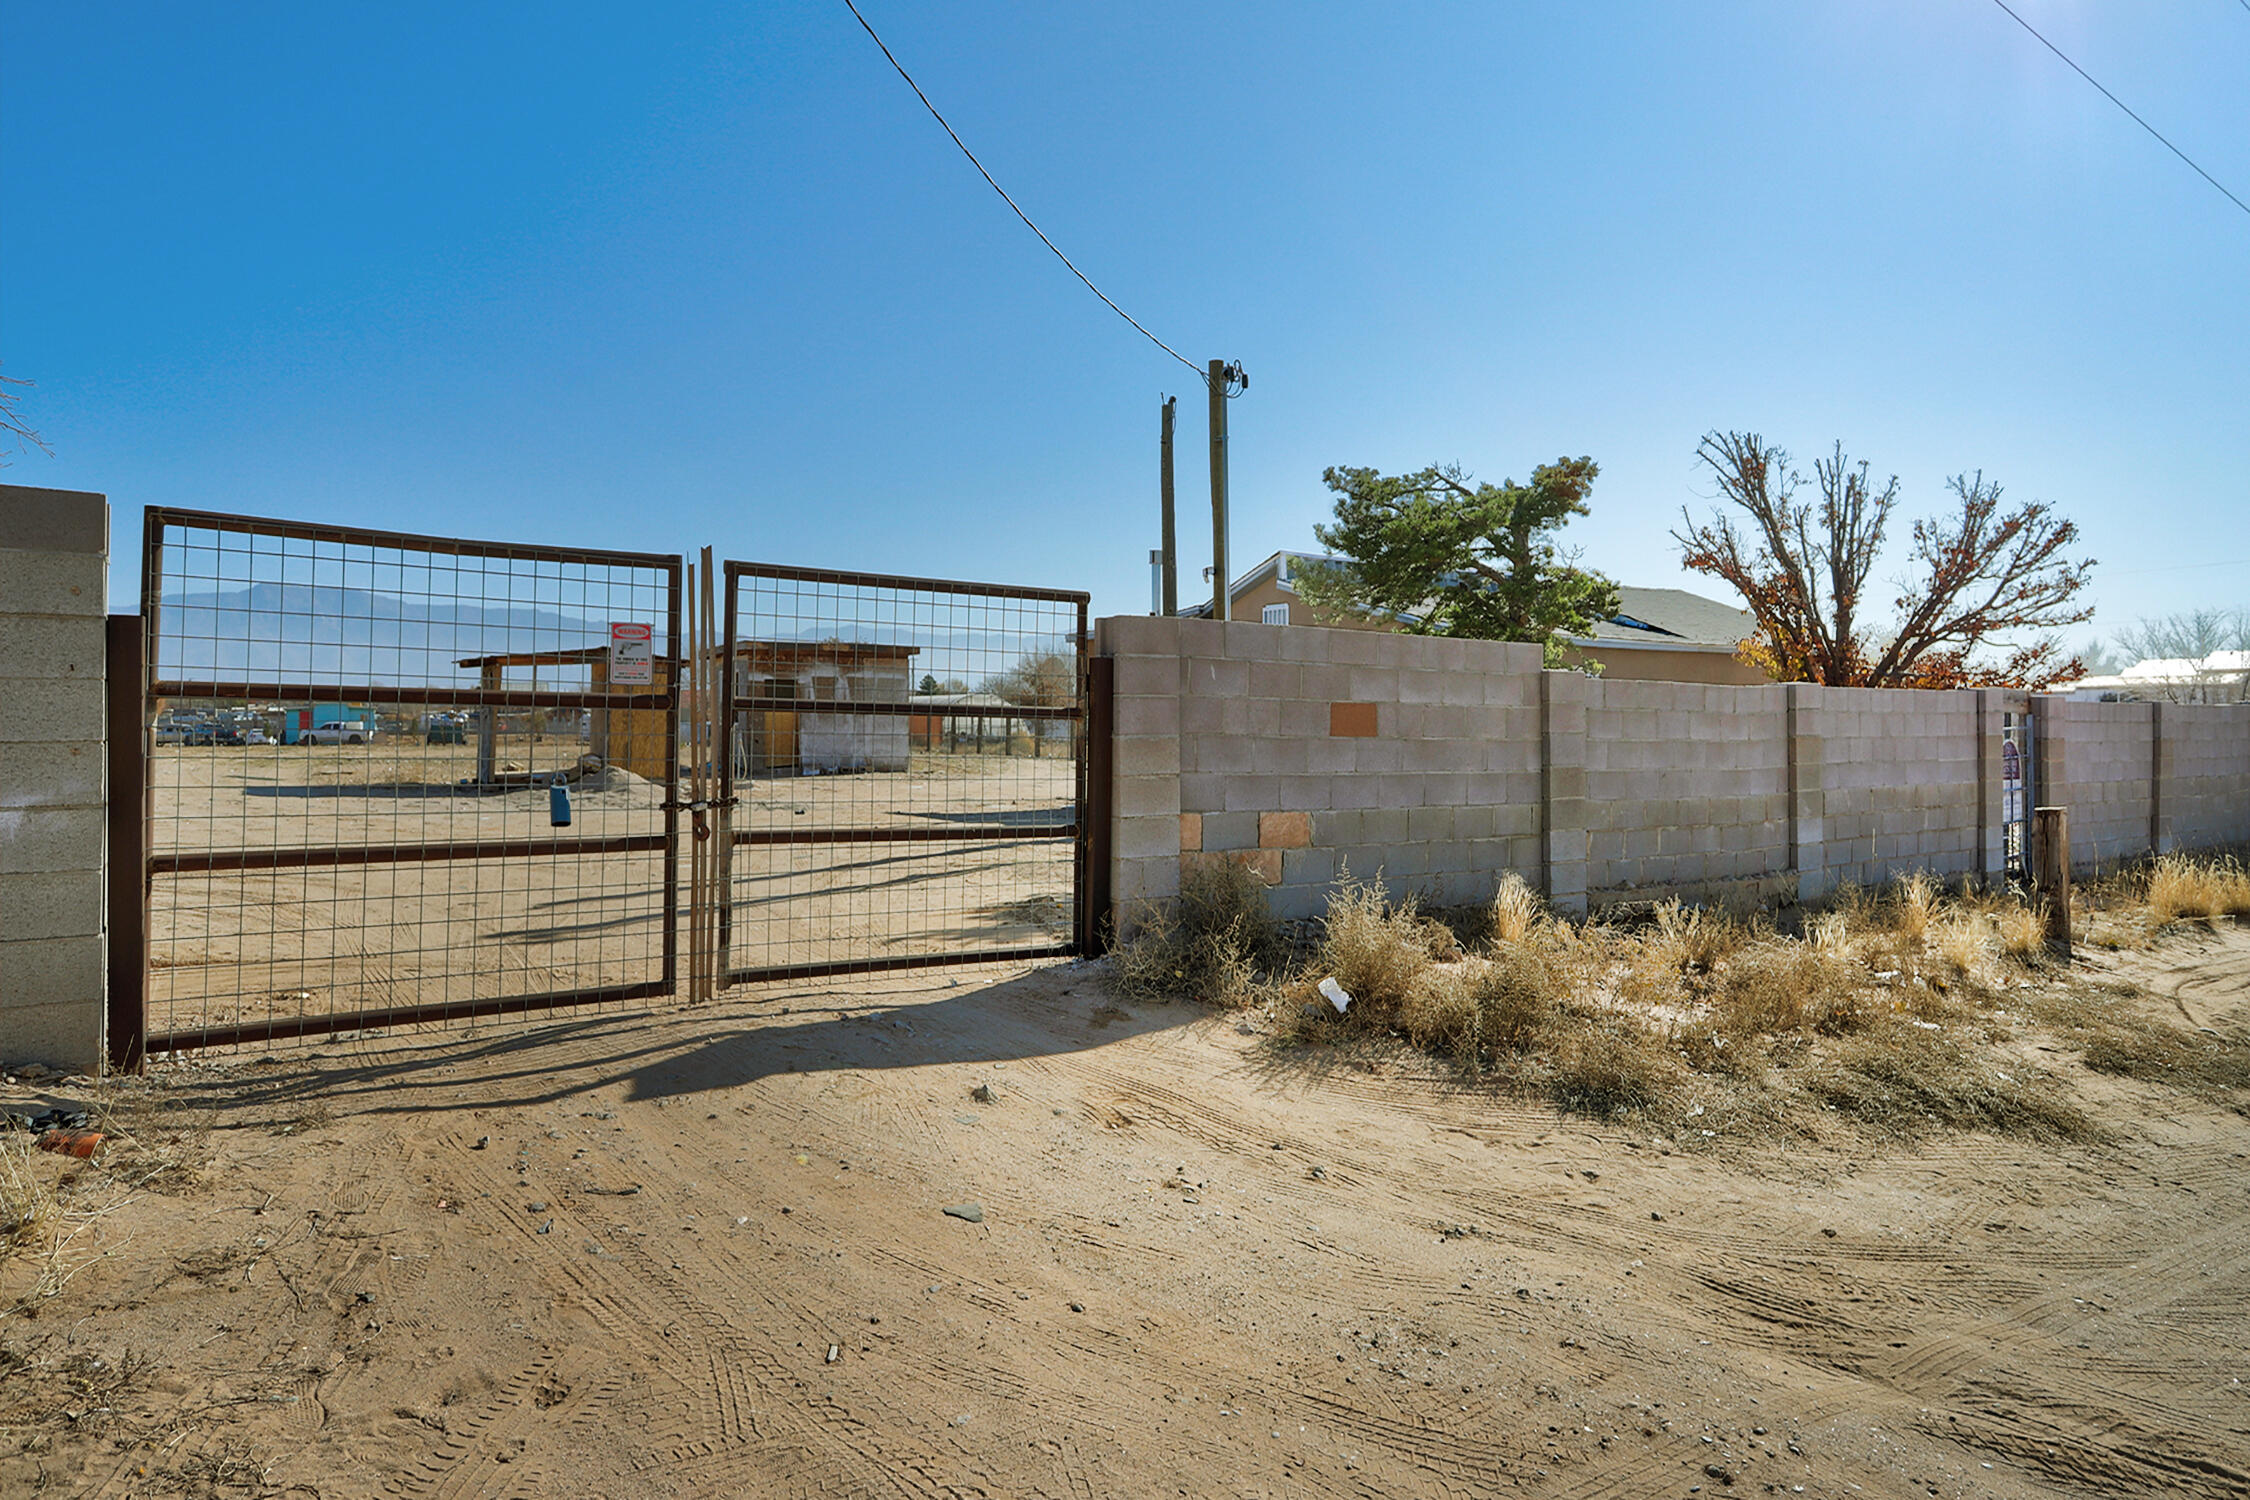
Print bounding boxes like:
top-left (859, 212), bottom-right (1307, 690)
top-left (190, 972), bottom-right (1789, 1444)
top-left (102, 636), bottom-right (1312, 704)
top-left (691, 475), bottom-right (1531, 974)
top-left (301, 721), bottom-right (376, 746)
top-left (152, 722), bottom-right (188, 745)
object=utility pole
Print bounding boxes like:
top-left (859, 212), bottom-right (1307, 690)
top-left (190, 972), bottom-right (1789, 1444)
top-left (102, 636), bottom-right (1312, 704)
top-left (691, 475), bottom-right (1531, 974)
top-left (1208, 359), bottom-right (1230, 620)
top-left (1159, 395), bottom-right (1177, 616)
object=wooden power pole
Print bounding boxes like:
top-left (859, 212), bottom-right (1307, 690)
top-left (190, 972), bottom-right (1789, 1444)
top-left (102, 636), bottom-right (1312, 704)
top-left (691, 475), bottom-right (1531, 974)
top-left (1159, 395), bottom-right (1177, 616)
top-left (1208, 359), bottom-right (1230, 620)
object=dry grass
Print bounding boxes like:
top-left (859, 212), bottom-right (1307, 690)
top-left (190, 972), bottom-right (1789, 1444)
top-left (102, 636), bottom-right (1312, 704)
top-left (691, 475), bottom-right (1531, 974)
top-left (1111, 852), bottom-right (2250, 1142)
top-left (1395, 949), bottom-right (1558, 1075)
top-left (1, 1135), bottom-right (60, 1257)
top-left (1110, 858), bottom-right (1283, 1010)
top-left (1489, 872), bottom-right (1546, 949)
top-left (1308, 871), bottom-right (1447, 1029)
top-left (1806, 1025), bottom-right (2097, 1143)
top-left (1649, 899), bottom-right (1747, 974)
top-left (2147, 854), bottom-right (2250, 926)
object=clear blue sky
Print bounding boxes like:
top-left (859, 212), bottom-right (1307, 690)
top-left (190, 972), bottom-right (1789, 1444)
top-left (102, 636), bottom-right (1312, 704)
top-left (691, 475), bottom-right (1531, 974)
top-left (7, 2), bottom-right (2246, 649)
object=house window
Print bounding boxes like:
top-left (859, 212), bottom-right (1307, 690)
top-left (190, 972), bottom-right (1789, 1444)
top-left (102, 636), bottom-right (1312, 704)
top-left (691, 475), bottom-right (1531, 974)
top-left (1262, 603), bottom-right (1289, 626)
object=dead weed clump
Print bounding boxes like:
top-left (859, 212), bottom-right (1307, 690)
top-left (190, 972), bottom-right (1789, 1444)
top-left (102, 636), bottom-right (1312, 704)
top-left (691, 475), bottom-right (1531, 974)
top-left (1109, 857), bottom-right (1280, 1009)
top-left (1546, 1021), bottom-right (1685, 1121)
top-left (1649, 899), bottom-right (1748, 975)
top-left (1310, 871), bottom-right (1456, 1029)
top-left (1488, 871), bottom-right (1547, 949)
top-left (2147, 853), bottom-right (2250, 927)
top-left (1396, 949), bottom-right (1560, 1075)
top-left (1711, 940), bottom-right (1873, 1037)
top-left (1806, 1025), bottom-right (2097, 1143)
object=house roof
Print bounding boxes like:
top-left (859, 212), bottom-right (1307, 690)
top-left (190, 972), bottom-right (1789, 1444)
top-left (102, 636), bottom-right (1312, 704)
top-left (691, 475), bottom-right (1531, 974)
top-left (1577, 587), bottom-right (1753, 649)
top-left (1191, 554), bottom-right (1752, 650)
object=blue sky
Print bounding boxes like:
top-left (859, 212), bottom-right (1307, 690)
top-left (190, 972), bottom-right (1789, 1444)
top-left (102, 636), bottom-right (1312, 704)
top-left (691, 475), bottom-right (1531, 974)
top-left (7, 2), bottom-right (2246, 650)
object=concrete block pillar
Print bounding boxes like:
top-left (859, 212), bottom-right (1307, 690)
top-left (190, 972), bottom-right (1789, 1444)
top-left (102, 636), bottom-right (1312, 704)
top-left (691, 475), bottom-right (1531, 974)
top-left (1973, 689), bottom-right (2007, 885)
top-left (1786, 683), bottom-right (1830, 902)
top-left (1539, 670), bottom-right (1588, 918)
top-left (0, 484), bottom-right (111, 1074)
top-left (2031, 694), bottom-right (2067, 820)
top-left (1095, 616), bottom-right (1186, 937)
top-left (2149, 701), bottom-right (2174, 857)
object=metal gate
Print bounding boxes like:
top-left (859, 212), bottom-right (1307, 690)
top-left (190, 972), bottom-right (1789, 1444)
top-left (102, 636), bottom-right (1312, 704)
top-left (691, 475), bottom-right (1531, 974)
top-left (718, 562), bottom-right (1091, 984)
top-left (132, 509), bottom-right (682, 1054)
top-left (2002, 706), bottom-right (2034, 883)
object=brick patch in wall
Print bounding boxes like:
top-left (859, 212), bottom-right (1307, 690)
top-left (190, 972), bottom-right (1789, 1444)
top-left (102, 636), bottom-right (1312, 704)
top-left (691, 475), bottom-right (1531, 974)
top-left (1259, 810), bottom-right (1311, 848)
top-left (1330, 701), bottom-right (1378, 737)
top-left (1180, 812), bottom-right (1202, 852)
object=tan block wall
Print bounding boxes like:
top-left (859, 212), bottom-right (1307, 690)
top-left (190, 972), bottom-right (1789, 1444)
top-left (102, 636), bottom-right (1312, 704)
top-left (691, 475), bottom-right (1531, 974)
top-left (1582, 680), bottom-right (1788, 895)
top-left (2166, 704), bottom-right (2250, 849)
top-left (1801, 687), bottom-right (1983, 890)
top-left (1, 485), bottom-right (110, 1073)
top-left (2038, 700), bottom-right (2157, 868)
top-left (1095, 617), bottom-right (2250, 934)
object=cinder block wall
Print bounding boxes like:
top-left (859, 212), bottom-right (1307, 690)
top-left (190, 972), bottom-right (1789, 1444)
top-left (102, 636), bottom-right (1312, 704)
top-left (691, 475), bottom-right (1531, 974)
top-left (1096, 616), bottom-right (2250, 933)
top-left (2165, 704), bottom-right (2250, 849)
top-left (2037, 698), bottom-right (2157, 868)
top-left (1805, 687), bottom-right (1983, 890)
top-left (1583, 680), bottom-right (1789, 900)
top-left (1098, 615), bottom-right (1543, 922)
top-left (0, 485), bottom-right (110, 1072)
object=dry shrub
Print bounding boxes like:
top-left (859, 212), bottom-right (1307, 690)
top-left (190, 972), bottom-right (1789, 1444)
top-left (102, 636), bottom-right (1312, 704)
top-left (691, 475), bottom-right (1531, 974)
top-left (1650, 899), bottom-right (1743, 974)
top-left (1489, 872), bottom-right (1546, 949)
top-left (1312, 871), bottom-right (1439, 1029)
top-left (1, 1135), bottom-right (59, 1254)
top-left (1807, 1025), bottom-right (2096, 1142)
top-left (1177, 857), bottom-right (1284, 963)
top-left (2147, 854), bottom-right (2250, 926)
top-left (1890, 872), bottom-right (1940, 944)
top-left (1109, 858), bottom-right (1281, 1008)
top-left (1807, 911), bottom-right (1852, 959)
top-left (1397, 949), bottom-right (1558, 1075)
top-left (1548, 1021), bottom-right (1682, 1121)
top-left (1929, 912), bottom-right (1994, 980)
top-left (1712, 940), bottom-right (1872, 1037)
top-left (1994, 899), bottom-right (2047, 962)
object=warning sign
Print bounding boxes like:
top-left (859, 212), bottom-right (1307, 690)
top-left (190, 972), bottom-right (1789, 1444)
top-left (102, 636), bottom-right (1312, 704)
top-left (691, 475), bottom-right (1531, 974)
top-left (609, 622), bottom-right (655, 686)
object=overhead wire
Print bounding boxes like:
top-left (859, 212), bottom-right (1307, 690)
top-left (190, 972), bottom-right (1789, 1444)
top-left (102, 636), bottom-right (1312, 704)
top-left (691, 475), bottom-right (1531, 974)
top-left (839, 0), bottom-right (1206, 379)
top-left (1986, 0), bottom-right (2250, 220)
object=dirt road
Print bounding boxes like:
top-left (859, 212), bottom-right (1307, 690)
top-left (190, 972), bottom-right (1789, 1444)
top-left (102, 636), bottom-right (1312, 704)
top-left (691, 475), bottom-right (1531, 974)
top-left (6, 929), bottom-right (2249, 1497)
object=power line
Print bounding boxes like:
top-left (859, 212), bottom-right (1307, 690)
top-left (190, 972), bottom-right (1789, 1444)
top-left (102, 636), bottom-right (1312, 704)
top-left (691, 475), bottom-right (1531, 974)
top-left (1987, 0), bottom-right (2250, 220)
top-left (839, 0), bottom-right (1205, 377)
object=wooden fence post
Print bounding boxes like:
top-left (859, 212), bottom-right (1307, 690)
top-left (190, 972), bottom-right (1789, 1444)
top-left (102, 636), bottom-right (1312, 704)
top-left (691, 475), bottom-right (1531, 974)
top-left (2033, 805), bottom-right (2070, 959)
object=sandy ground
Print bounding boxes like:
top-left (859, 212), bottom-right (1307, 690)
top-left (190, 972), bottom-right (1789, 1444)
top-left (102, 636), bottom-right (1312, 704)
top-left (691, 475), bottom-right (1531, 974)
top-left (146, 744), bottom-right (1077, 1038)
top-left (6, 923), bottom-right (2249, 1497)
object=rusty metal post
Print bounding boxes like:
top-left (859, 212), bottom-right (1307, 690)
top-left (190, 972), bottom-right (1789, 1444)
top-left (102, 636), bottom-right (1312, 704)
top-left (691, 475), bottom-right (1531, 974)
top-left (2033, 805), bottom-right (2071, 958)
top-left (1080, 654), bottom-right (1114, 955)
top-left (105, 614), bottom-right (147, 1073)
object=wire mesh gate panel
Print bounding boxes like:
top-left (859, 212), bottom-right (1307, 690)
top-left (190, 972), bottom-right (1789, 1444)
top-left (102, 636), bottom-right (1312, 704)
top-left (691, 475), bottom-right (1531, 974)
top-left (2002, 708), bottom-right (2034, 883)
top-left (720, 562), bottom-right (1090, 983)
top-left (139, 508), bottom-right (681, 1053)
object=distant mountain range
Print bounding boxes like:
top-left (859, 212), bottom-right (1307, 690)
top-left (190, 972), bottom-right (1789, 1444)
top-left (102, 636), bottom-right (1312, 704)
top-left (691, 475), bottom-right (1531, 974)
top-left (152, 583), bottom-right (627, 687)
top-left (152, 583), bottom-right (1073, 691)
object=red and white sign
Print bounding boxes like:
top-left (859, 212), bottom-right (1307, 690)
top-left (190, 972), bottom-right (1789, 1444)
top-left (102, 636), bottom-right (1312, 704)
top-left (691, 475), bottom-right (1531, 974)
top-left (609, 621), bottom-right (655, 685)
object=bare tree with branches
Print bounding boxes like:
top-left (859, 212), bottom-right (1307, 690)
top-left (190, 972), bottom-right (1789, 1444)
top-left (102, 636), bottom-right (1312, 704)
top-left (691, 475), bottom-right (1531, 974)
top-left (1675, 431), bottom-right (2095, 689)
top-left (1, 370), bottom-right (50, 466)
top-left (2094, 608), bottom-right (2250, 702)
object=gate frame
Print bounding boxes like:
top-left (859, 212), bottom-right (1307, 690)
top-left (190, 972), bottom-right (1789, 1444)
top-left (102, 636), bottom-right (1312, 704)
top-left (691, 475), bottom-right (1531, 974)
top-left (131, 506), bottom-right (685, 1058)
top-left (717, 560), bottom-right (1092, 986)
